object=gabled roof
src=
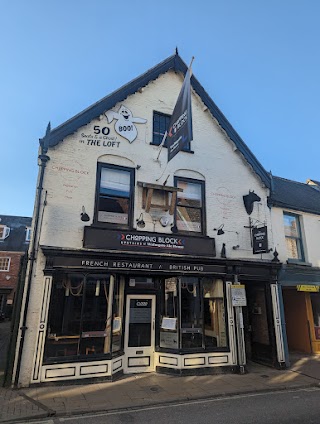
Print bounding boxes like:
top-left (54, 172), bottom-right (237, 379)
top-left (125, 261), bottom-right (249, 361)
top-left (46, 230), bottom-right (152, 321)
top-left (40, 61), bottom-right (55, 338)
top-left (40, 52), bottom-right (271, 188)
top-left (269, 176), bottom-right (320, 215)
top-left (0, 215), bottom-right (32, 252)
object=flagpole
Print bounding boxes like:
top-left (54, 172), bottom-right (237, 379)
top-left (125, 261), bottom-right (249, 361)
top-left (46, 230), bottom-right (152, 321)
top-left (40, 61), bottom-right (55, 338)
top-left (189, 56), bottom-right (195, 75)
top-left (156, 130), bottom-right (168, 161)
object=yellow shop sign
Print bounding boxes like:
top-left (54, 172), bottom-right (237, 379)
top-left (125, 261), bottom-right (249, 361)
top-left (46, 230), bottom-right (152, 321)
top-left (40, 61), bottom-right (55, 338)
top-left (296, 285), bottom-right (320, 292)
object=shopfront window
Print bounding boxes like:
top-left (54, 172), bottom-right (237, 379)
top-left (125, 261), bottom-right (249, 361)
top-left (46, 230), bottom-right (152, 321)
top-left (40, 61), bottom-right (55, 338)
top-left (44, 273), bottom-right (120, 362)
top-left (160, 278), bottom-right (179, 349)
top-left (112, 276), bottom-right (125, 353)
top-left (203, 278), bottom-right (227, 348)
top-left (160, 277), bottom-right (228, 351)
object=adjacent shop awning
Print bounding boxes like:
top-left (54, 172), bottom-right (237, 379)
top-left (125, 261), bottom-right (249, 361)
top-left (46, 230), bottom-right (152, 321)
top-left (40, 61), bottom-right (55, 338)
top-left (279, 265), bottom-right (320, 287)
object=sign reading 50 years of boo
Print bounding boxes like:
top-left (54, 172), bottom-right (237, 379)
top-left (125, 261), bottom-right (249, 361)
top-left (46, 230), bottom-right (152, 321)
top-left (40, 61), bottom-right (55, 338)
top-left (79, 105), bottom-right (147, 147)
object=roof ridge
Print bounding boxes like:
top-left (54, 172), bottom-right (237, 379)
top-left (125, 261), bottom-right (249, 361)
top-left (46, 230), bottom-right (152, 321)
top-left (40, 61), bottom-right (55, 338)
top-left (273, 175), bottom-right (315, 187)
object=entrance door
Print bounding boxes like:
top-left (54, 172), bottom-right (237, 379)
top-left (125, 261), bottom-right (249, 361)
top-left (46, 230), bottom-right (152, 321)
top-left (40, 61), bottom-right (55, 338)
top-left (244, 284), bottom-right (275, 365)
top-left (123, 295), bottom-right (156, 374)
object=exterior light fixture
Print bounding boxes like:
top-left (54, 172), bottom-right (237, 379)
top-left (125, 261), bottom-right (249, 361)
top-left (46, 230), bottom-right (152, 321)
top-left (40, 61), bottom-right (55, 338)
top-left (214, 224), bottom-right (225, 235)
top-left (214, 224), bottom-right (239, 236)
top-left (81, 206), bottom-right (90, 222)
top-left (136, 213), bottom-right (146, 228)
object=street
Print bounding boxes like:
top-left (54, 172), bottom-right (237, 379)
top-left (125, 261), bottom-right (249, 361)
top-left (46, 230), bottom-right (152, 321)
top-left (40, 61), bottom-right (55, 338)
top-left (25, 387), bottom-right (320, 424)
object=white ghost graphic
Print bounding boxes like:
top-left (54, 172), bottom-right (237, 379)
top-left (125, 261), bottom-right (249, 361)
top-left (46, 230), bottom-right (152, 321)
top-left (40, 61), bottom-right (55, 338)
top-left (105, 105), bottom-right (147, 143)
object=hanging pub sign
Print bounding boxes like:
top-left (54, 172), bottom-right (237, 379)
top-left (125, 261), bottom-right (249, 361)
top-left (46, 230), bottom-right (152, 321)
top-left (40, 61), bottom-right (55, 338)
top-left (252, 226), bottom-right (268, 254)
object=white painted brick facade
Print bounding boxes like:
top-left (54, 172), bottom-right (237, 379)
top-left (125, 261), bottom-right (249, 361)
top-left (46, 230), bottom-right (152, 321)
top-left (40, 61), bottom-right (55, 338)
top-left (16, 69), bottom-right (274, 386)
top-left (271, 206), bottom-right (320, 266)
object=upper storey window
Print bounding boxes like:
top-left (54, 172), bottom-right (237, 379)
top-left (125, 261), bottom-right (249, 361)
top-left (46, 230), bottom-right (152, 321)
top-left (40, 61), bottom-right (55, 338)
top-left (152, 112), bottom-right (191, 151)
top-left (283, 213), bottom-right (304, 261)
top-left (152, 112), bottom-right (170, 146)
top-left (96, 164), bottom-right (134, 227)
top-left (175, 178), bottom-right (205, 234)
top-left (0, 225), bottom-right (10, 240)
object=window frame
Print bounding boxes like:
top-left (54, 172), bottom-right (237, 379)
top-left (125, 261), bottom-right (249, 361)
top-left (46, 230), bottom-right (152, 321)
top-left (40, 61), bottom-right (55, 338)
top-left (150, 111), bottom-right (193, 153)
top-left (0, 225), bottom-right (10, 241)
top-left (159, 276), bottom-right (229, 354)
top-left (26, 227), bottom-right (32, 242)
top-left (283, 212), bottom-right (305, 262)
top-left (0, 257), bottom-right (11, 272)
top-left (174, 176), bottom-right (206, 236)
top-left (44, 273), bottom-right (125, 364)
top-left (94, 163), bottom-right (135, 229)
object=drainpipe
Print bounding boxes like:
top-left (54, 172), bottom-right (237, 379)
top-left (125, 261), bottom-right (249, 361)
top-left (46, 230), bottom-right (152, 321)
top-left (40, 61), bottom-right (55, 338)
top-left (13, 125), bottom-right (50, 387)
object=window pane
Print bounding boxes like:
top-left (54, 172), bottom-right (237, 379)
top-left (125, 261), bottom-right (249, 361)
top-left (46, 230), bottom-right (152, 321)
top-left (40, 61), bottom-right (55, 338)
top-left (153, 112), bottom-right (170, 146)
top-left (285, 237), bottom-right (301, 259)
top-left (160, 278), bottom-right (179, 349)
top-left (0, 257), bottom-right (10, 271)
top-left (177, 181), bottom-right (202, 207)
top-left (98, 196), bottom-right (129, 224)
top-left (128, 299), bottom-right (152, 347)
top-left (44, 274), bottom-right (115, 362)
top-left (180, 277), bottom-right (203, 349)
top-left (112, 277), bottom-right (125, 353)
top-left (283, 215), bottom-right (299, 237)
top-left (203, 278), bottom-right (227, 348)
top-left (176, 206), bottom-right (202, 232)
top-left (100, 168), bottom-right (130, 197)
top-left (80, 276), bottom-right (110, 355)
top-left (45, 274), bottom-right (84, 359)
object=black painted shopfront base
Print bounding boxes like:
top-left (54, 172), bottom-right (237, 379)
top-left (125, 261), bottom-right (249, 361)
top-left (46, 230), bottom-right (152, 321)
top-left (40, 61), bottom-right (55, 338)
top-left (156, 365), bottom-right (239, 376)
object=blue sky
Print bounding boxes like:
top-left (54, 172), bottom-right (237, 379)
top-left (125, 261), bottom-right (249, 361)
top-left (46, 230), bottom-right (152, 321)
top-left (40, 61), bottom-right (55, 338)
top-left (2, 1), bottom-right (320, 217)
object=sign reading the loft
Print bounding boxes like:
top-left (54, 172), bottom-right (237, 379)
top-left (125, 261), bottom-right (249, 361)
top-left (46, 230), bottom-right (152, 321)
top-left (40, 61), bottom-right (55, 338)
top-left (84, 227), bottom-right (216, 256)
top-left (80, 127), bottom-right (120, 148)
top-left (105, 105), bottom-right (147, 143)
top-left (252, 226), bottom-right (268, 254)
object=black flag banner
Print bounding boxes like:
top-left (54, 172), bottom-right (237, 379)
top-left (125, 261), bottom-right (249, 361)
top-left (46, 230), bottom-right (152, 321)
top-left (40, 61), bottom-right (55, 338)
top-left (167, 66), bottom-right (193, 162)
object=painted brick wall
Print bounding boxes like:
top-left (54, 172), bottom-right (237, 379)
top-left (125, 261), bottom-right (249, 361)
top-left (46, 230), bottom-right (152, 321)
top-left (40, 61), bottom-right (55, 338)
top-left (16, 69), bottom-right (274, 387)
top-left (271, 206), bottom-right (320, 266)
top-left (39, 70), bottom-right (273, 259)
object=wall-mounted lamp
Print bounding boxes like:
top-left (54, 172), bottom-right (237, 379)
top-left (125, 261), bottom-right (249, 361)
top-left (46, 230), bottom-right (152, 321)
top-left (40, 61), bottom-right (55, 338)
top-left (214, 224), bottom-right (239, 236)
top-left (136, 213), bottom-right (146, 229)
top-left (171, 224), bottom-right (178, 234)
top-left (81, 206), bottom-right (90, 222)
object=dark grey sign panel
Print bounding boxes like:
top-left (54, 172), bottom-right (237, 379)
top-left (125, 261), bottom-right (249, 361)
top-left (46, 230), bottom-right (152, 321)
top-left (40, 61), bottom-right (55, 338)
top-left (252, 226), bottom-right (268, 254)
top-left (84, 227), bottom-right (215, 257)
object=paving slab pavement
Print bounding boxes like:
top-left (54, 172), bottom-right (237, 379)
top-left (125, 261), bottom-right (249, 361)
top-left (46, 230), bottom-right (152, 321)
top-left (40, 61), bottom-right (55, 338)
top-left (1, 360), bottom-right (320, 423)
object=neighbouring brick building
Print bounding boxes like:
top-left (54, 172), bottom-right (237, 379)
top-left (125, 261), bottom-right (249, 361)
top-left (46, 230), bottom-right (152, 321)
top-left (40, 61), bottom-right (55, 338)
top-left (0, 215), bottom-right (32, 319)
